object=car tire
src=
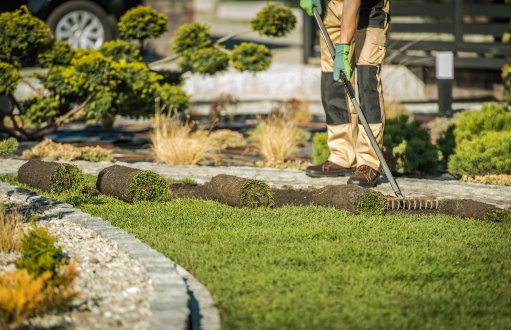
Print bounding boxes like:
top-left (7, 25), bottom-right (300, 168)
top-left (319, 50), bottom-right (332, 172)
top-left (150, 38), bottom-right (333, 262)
top-left (46, 0), bottom-right (117, 49)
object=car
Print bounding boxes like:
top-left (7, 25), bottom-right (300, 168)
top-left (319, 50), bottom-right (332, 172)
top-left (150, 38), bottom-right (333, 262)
top-left (1, 0), bottom-right (142, 49)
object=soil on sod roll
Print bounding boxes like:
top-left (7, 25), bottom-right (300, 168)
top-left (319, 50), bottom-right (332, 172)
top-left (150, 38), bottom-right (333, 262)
top-left (97, 165), bottom-right (169, 202)
top-left (272, 187), bottom-right (315, 207)
top-left (18, 159), bottom-right (84, 193)
top-left (438, 199), bottom-right (511, 222)
top-left (207, 174), bottom-right (274, 207)
top-left (170, 183), bottom-right (210, 200)
top-left (313, 185), bottom-right (387, 215)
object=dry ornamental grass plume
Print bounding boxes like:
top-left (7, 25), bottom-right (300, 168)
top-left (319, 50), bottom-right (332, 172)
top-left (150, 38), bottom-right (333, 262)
top-left (0, 206), bottom-right (23, 253)
top-left (250, 116), bottom-right (303, 164)
top-left (151, 112), bottom-right (215, 165)
top-left (22, 139), bottom-right (113, 162)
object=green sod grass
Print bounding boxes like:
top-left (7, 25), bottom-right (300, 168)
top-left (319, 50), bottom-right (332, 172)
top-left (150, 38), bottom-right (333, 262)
top-left (2, 174), bottom-right (511, 329)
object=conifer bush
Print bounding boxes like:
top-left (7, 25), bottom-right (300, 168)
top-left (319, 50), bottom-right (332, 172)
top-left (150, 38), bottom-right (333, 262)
top-left (230, 42), bottom-right (273, 73)
top-left (118, 5), bottom-right (167, 46)
top-left (99, 40), bottom-right (142, 62)
top-left (251, 3), bottom-right (297, 37)
top-left (0, 62), bottom-right (21, 95)
top-left (36, 41), bottom-right (74, 68)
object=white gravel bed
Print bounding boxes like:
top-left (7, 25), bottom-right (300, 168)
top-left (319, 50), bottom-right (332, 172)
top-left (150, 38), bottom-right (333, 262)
top-left (0, 218), bottom-right (154, 330)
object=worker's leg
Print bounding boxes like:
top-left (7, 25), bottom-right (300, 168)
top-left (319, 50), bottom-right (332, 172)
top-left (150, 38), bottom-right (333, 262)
top-left (353, 17), bottom-right (389, 170)
top-left (320, 0), bottom-right (357, 169)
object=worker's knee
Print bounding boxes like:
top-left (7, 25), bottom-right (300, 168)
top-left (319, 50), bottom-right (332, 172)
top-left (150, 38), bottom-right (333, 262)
top-left (321, 72), bottom-right (351, 125)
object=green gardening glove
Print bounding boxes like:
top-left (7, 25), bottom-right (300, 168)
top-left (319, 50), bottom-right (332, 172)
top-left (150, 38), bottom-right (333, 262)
top-left (333, 43), bottom-right (352, 81)
top-left (300, 0), bottom-right (322, 16)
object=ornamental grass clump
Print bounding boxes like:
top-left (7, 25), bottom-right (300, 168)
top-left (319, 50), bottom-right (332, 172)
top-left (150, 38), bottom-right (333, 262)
top-left (0, 206), bottom-right (23, 253)
top-left (250, 116), bottom-right (303, 164)
top-left (18, 160), bottom-right (84, 193)
top-left (23, 139), bottom-right (113, 162)
top-left (0, 138), bottom-right (18, 157)
top-left (97, 165), bottom-right (170, 202)
top-left (251, 3), bottom-right (297, 37)
top-left (151, 111), bottom-right (213, 165)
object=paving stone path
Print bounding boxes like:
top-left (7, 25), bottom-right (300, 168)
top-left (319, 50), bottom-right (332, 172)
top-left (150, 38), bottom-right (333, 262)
top-left (1, 159), bottom-right (510, 209)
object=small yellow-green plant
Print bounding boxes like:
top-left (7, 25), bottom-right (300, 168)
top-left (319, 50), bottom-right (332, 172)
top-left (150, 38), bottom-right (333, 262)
top-left (0, 138), bottom-right (18, 157)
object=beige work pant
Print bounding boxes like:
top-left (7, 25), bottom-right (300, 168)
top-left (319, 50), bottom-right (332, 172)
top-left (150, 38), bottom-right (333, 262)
top-left (320, 0), bottom-right (389, 170)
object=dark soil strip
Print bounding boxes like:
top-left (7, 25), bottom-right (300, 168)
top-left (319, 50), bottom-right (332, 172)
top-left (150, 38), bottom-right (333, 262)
top-left (96, 165), bottom-right (141, 202)
top-left (272, 188), bottom-right (315, 207)
top-left (438, 199), bottom-right (511, 222)
top-left (18, 159), bottom-right (82, 193)
top-left (170, 183), bottom-right (209, 200)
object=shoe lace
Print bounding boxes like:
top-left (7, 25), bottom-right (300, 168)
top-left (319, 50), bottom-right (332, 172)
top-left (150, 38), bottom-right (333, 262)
top-left (355, 165), bottom-right (376, 182)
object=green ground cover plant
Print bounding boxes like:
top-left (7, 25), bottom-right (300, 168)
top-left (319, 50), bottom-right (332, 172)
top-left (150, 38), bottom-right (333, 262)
top-left (3, 175), bottom-right (510, 329)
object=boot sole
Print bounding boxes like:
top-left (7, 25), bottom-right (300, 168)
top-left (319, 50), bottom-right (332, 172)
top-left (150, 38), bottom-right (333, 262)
top-left (305, 168), bottom-right (355, 178)
top-left (347, 178), bottom-right (381, 188)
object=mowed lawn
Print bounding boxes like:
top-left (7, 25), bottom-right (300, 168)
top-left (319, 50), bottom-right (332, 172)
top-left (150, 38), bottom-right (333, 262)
top-left (5, 176), bottom-right (511, 330)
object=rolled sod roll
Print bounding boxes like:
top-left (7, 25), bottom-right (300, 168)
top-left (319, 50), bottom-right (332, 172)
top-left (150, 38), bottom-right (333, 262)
top-left (18, 159), bottom-right (84, 193)
top-left (313, 185), bottom-right (387, 215)
top-left (96, 165), bottom-right (170, 202)
top-left (438, 199), bottom-right (511, 222)
top-left (207, 174), bottom-right (274, 207)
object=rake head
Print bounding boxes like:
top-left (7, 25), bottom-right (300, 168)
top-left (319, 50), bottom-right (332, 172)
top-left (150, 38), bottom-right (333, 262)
top-left (387, 197), bottom-right (440, 211)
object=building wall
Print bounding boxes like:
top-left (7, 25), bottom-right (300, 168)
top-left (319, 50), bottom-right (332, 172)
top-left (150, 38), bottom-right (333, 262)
top-left (144, 0), bottom-right (194, 56)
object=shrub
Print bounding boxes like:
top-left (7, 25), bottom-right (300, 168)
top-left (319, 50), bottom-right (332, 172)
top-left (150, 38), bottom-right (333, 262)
top-left (453, 103), bottom-right (511, 144)
top-left (171, 22), bottom-right (211, 56)
top-left (0, 138), bottom-right (18, 157)
top-left (0, 206), bottom-right (23, 253)
top-left (448, 131), bottom-right (511, 176)
top-left (127, 171), bottom-right (170, 202)
top-left (0, 269), bottom-right (48, 330)
top-left (22, 139), bottom-right (113, 162)
top-left (0, 62), bottom-right (21, 95)
top-left (17, 226), bottom-right (65, 278)
top-left (230, 42), bottom-right (273, 73)
top-left (249, 116), bottom-right (303, 164)
top-left (239, 179), bottom-right (275, 208)
top-left (36, 41), bottom-right (74, 68)
top-left (312, 132), bottom-right (329, 164)
top-left (118, 6), bottom-right (167, 44)
top-left (151, 112), bottom-right (214, 165)
top-left (0, 6), bottom-right (53, 65)
top-left (189, 47), bottom-right (229, 75)
top-left (384, 114), bottom-right (439, 174)
top-left (155, 83), bottom-right (191, 114)
top-left (251, 3), bottom-right (297, 37)
top-left (99, 40), bottom-right (142, 62)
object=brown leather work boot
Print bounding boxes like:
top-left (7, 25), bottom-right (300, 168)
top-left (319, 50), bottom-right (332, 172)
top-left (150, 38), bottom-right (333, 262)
top-left (347, 165), bottom-right (380, 187)
top-left (306, 161), bottom-right (355, 178)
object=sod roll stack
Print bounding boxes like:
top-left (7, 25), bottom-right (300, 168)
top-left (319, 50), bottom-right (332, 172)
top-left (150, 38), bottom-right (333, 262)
top-left (438, 199), bottom-right (511, 222)
top-left (96, 165), bottom-right (169, 202)
top-left (313, 185), bottom-right (387, 215)
top-left (18, 159), bottom-right (84, 193)
top-left (208, 174), bottom-right (274, 207)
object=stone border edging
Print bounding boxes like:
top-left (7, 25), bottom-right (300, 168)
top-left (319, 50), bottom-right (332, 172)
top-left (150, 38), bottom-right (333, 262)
top-left (0, 182), bottom-right (220, 330)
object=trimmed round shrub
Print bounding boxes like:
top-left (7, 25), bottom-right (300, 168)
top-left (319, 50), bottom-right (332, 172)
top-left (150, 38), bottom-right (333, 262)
top-left (127, 171), bottom-right (170, 202)
top-left (384, 114), bottom-right (439, 175)
top-left (155, 83), bottom-right (190, 113)
top-left (448, 131), bottom-right (511, 176)
top-left (189, 47), bottom-right (229, 75)
top-left (251, 3), bottom-right (297, 37)
top-left (453, 103), bottom-right (511, 143)
top-left (171, 22), bottom-right (211, 56)
top-left (23, 96), bottom-right (61, 126)
top-left (239, 179), bottom-right (275, 208)
top-left (36, 41), bottom-right (74, 68)
top-left (0, 6), bottom-right (54, 65)
top-left (0, 62), bottom-right (21, 95)
top-left (230, 42), bottom-right (272, 73)
top-left (99, 40), bottom-right (142, 62)
top-left (118, 6), bottom-right (167, 42)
